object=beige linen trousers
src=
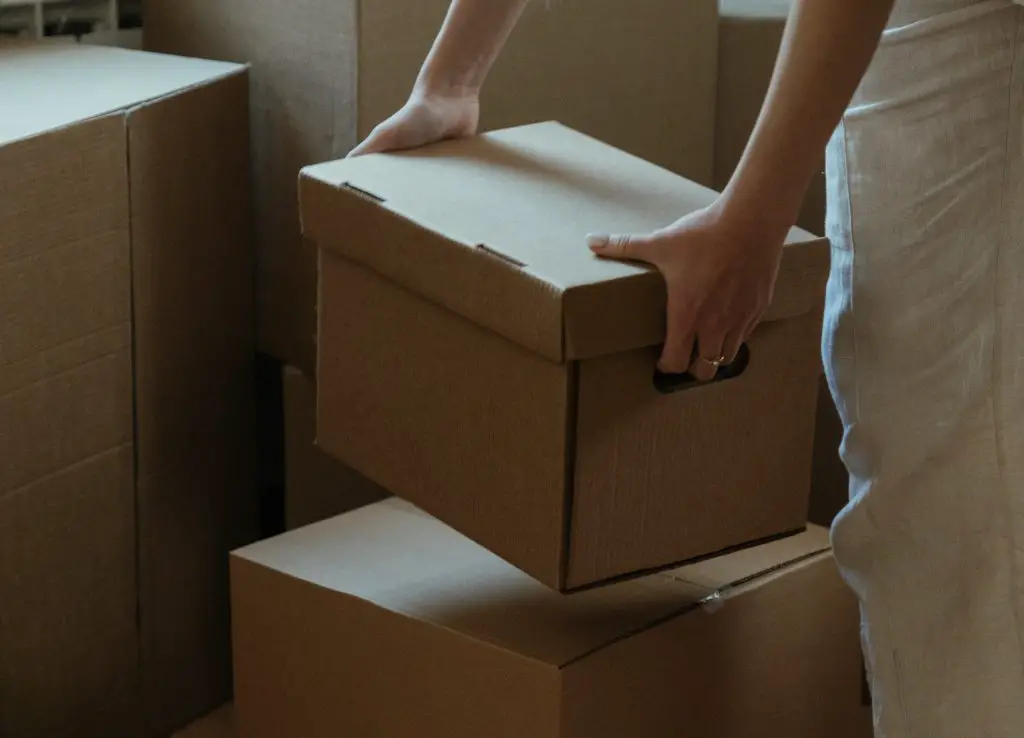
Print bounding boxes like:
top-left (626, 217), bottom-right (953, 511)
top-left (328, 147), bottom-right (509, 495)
top-left (824, 0), bottom-right (1024, 735)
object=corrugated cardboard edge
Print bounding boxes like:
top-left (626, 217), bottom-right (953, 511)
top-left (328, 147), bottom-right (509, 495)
top-left (230, 542), bottom-right (832, 670)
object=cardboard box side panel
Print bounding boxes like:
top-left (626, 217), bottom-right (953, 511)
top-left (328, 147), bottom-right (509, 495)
top-left (282, 366), bottom-right (389, 529)
top-left (567, 311), bottom-right (823, 588)
top-left (0, 351), bottom-right (134, 499)
top-left (143, 0), bottom-right (360, 372)
top-left (715, 8), bottom-right (826, 234)
top-left (317, 254), bottom-right (569, 588)
top-left (561, 557), bottom-right (870, 737)
top-left (0, 117), bottom-right (131, 388)
top-left (0, 447), bottom-right (139, 738)
top-left (359, 0), bottom-right (719, 185)
top-left (231, 558), bottom-right (563, 738)
top-left (126, 73), bottom-right (259, 734)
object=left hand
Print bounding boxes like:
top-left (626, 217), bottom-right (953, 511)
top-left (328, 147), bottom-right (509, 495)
top-left (587, 203), bottom-right (786, 380)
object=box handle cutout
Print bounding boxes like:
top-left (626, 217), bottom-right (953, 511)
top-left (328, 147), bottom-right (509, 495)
top-left (653, 343), bottom-right (751, 394)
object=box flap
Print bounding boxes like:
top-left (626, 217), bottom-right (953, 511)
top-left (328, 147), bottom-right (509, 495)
top-left (0, 40), bottom-right (244, 146)
top-left (300, 122), bottom-right (829, 362)
top-left (234, 499), bottom-right (831, 667)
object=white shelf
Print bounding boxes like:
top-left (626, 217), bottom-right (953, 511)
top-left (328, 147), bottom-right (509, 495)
top-left (1, 0), bottom-right (126, 40)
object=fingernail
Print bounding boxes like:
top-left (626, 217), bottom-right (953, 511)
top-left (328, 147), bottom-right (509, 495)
top-left (586, 233), bottom-right (608, 251)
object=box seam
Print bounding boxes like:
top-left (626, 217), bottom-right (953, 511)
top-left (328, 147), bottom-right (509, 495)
top-left (121, 113), bottom-right (146, 728)
top-left (562, 549), bottom-right (833, 669)
top-left (562, 525), bottom-right (811, 594)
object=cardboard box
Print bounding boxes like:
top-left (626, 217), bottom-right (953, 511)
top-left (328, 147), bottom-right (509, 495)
top-left (231, 498), bottom-right (872, 738)
top-left (143, 0), bottom-right (719, 373)
top-left (0, 42), bottom-right (258, 738)
top-left (282, 366), bottom-right (388, 530)
top-left (301, 122), bottom-right (831, 591)
top-left (714, 0), bottom-right (827, 235)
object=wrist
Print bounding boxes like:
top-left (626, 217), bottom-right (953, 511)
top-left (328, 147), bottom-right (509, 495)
top-left (713, 179), bottom-right (798, 245)
top-left (414, 66), bottom-right (483, 102)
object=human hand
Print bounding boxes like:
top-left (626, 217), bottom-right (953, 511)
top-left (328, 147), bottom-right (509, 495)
top-left (348, 90), bottom-right (480, 158)
top-left (586, 204), bottom-right (785, 381)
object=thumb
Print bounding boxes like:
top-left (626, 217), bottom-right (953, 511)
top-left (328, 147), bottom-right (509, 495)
top-left (586, 232), bottom-right (653, 263)
top-left (347, 125), bottom-right (399, 158)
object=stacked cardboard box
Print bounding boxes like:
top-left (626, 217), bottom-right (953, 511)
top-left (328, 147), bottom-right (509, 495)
top-left (143, 0), bottom-right (720, 374)
top-left (0, 42), bottom-right (257, 738)
top-left (228, 122), bottom-right (870, 735)
top-left (232, 499), bottom-right (873, 738)
top-left (302, 122), bottom-right (830, 591)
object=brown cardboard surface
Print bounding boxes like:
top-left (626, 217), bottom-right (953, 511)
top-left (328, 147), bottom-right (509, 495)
top-left (231, 499), bottom-right (868, 738)
top-left (307, 123), bottom-right (830, 590)
top-left (282, 366), bottom-right (388, 529)
top-left (0, 449), bottom-right (139, 738)
top-left (715, 0), bottom-right (827, 235)
top-left (1, 42), bottom-right (257, 738)
top-left (144, 0), bottom-right (718, 373)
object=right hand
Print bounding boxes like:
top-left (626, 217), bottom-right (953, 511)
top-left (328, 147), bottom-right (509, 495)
top-left (348, 90), bottom-right (480, 157)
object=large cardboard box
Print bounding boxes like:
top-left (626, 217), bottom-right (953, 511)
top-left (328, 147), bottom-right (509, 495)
top-left (143, 0), bottom-right (719, 373)
top-left (0, 42), bottom-right (258, 738)
top-left (714, 0), bottom-right (827, 235)
top-left (301, 122), bottom-right (831, 592)
top-left (282, 366), bottom-right (388, 530)
top-left (231, 498), bottom-right (872, 738)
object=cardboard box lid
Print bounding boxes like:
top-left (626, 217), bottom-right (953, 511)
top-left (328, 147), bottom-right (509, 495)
top-left (301, 122), bottom-right (829, 362)
top-left (234, 498), bottom-right (831, 667)
top-left (0, 41), bottom-right (244, 146)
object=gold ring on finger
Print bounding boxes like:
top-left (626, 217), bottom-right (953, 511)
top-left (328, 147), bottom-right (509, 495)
top-left (697, 354), bottom-right (727, 368)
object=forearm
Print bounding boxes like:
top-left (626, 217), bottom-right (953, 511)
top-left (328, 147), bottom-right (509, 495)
top-left (719, 0), bottom-right (895, 237)
top-left (416, 0), bottom-right (533, 97)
